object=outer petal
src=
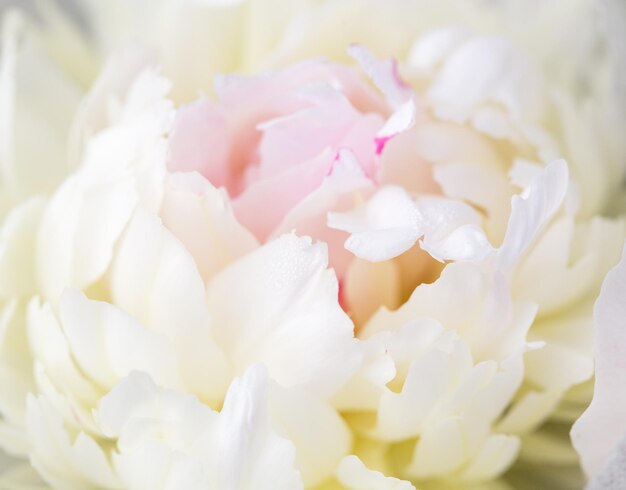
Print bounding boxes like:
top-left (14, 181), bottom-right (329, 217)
top-left (571, 242), bottom-right (626, 478)
top-left (26, 298), bottom-right (101, 434)
top-left (0, 10), bottom-right (81, 213)
top-left (207, 233), bottom-right (360, 399)
top-left (0, 301), bottom-right (34, 453)
top-left (156, 0), bottom-right (248, 102)
top-left (36, 69), bottom-right (173, 302)
top-left (99, 368), bottom-right (303, 490)
top-left (69, 46), bottom-right (153, 164)
top-left (36, 172), bottom-right (138, 302)
top-left (0, 197), bottom-right (44, 299)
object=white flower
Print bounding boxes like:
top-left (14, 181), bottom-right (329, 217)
top-left (0, 1), bottom-right (624, 489)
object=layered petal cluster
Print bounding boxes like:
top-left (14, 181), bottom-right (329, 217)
top-left (0, 1), bottom-right (624, 489)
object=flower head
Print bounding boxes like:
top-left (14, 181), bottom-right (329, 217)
top-left (0, 1), bottom-right (625, 489)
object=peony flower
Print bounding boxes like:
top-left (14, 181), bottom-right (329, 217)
top-left (0, 1), bottom-right (625, 489)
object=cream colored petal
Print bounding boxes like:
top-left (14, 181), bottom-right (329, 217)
top-left (0, 10), bottom-right (81, 209)
top-left (215, 365), bottom-right (303, 490)
top-left (58, 288), bottom-right (184, 392)
top-left (207, 233), bottom-right (360, 399)
top-left (25, 395), bottom-right (121, 490)
top-left (496, 159), bottom-right (569, 273)
top-left (109, 209), bottom-right (231, 405)
top-left (269, 382), bottom-right (350, 487)
top-left (160, 172), bottom-right (258, 284)
top-left (0, 197), bottom-right (44, 299)
top-left (36, 173), bottom-right (138, 302)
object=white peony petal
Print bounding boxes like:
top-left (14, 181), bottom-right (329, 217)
top-left (571, 242), bottom-right (626, 479)
top-left (207, 233), bottom-right (360, 399)
top-left (331, 335), bottom-right (396, 412)
top-left (0, 10), bottom-right (81, 211)
top-left (328, 185), bottom-right (420, 262)
top-left (0, 197), bottom-right (44, 298)
top-left (433, 160), bottom-right (513, 241)
top-left (216, 365), bottom-right (303, 490)
top-left (0, 301), bottom-right (34, 444)
top-left (414, 195), bottom-right (493, 262)
top-left (26, 395), bottom-right (121, 490)
top-left (98, 371), bottom-right (219, 490)
top-left (457, 434), bottom-right (521, 482)
top-left (513, 216), bottom-right (626, 315)
top-left (337, 455), bottom-right (415, 490)
top-left (97, 366), bottom-right (304, 490)
top-left (269, 382), bottom-right (350, 487)
top-left (109, 208), bottom-right (231, 405)
top-left (69, 46), bottom-right (153, 164)
top-left (160, 172), bottom-right (258, 284)
top-left (426, 35), bottom-right (544, 124)
top-left (407, 26), bottom-right (471, 72)
top-left (36, 69), bottom-right (173, 304)
top-left (364, 260), bottom-right (535, 363)
top-left (406, 416), bottom-right (469, 478)
top-left (156, 0), bottom-right (248, 102)
top-left (329, 185), bottom-right (492, 263)
top-left (368, 328), bottom-right (467, 442)
top-left (36, 173), bottom-right (138, 302)
top-left (496, 159), bottom-right (569, 272)
top-left (497, 389), bottom-right (562, 435)
top-left (26, 299), bottom-right (101, 421)
top-left (58, 288), bottom-right (184, 392)
top-left (97, 371), bottom-right (216, 444)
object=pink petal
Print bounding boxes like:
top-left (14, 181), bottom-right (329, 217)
top-left (168, 99), bottom-right (233, 190)
top-left (233, 150), bottom-right (335, 240)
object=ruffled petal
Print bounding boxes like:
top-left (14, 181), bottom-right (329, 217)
top-left (329, 185), bottom-right (492, 263)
